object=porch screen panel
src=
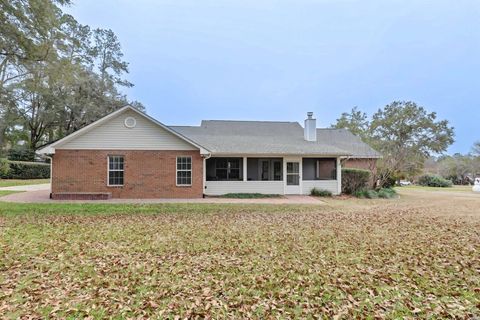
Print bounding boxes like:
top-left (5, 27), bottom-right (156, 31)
top-left (273, 160), bottom-right (282, 181)
top-left (302, 158), bottom-right (337, 180)
top-left (246, 158), bottom-right (283, 181)
top-left (206, 158), bottom-right (243, 181)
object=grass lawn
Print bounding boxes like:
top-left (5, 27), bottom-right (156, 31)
top-left (0, 190), bottom-right (23, 197)
top-left (398, 185), bottom-right (473, 192)
top-left (0, 179), bottom-right (50, 188)
top-left (0, 190), bottom-right (478, 318)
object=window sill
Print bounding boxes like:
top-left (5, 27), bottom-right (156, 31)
top-left (176, 185), bottom-right (192, 187)
top-left (107, 185), bottom-right (124, 188)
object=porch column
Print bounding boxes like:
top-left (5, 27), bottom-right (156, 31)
top-left (243, 157), bottom-right (247, 181)
top-left (337, 157), bottom-right (342, 195)
top-left (203, 157), bottom-right (207, 194)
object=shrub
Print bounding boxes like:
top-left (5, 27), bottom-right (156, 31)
top-left (7, 147), bottom-right (36, 162)
top-left (354, 188), bottom-right (397, 199)
top-left (382, 176), bottom-right (397, 188)
top-left (0, 158), bottom-right (10, 176)
top-left (0, 161), bottom-right (50, 179)
top-left (310, 188), bottom-right (332, 197)
top-left (342, 168), bottom-right (371, 194)
top-left (418, 174), bottom-right (452, 188)
top-left (377, 188), bottom-right (397, 199)
top-left (354, 189), bottom-right (378, 199)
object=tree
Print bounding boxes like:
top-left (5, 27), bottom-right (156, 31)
top-left (332, 107), bottom-right (369, 140)
top-left (0, 0), bottom-right (144, 151)
top-left (473, 141), bottom-right (480, 157)
top-left (438, 154), bottom-right (472, 184)
top-left (370, 101), bottom-right (454, 185)
top-left (332, 101), bottom-right (455, 186)
top-left (470, 142), bottom-right (480, 178)
top-left (1, 0), bottom-right (69, 148)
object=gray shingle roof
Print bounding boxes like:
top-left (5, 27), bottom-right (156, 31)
top-left (316, 128), bottom-right (381, 158)
top-left (170, 120), bottom-right (381, 157)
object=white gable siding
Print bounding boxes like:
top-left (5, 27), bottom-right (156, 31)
top-left (57, 110), bottom-right (197, 150)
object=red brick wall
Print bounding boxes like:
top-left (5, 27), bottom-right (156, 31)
top-left (343, 158), bottom-right (378, 171)
top-left (52, 150), bottom-right (203, 199)
top-left (343, 158), bottom-right (378, 187)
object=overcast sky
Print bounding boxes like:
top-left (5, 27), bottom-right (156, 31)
top-left (66, 0), bottom-right (480, 154)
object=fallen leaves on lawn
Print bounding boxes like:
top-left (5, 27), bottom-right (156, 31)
top-left (0, 196), bottom-right (479, 319)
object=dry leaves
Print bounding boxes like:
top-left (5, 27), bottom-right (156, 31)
top-left (0, 191), bottom-right (479, 319)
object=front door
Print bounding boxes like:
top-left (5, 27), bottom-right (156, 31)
top-left (285, 160), bottom-right (301, 194)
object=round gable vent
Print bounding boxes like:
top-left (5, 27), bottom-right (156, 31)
top-left (124, 116), bottom-right (136, 128)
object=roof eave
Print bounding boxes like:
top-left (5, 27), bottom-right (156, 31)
top-left (340, 155), bottom-right (383, 159)
top-left (37, 145), bottom-right (55, 155)
top-left (207, 152), bottom-right (352, 157)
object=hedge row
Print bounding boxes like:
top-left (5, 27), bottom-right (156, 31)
top-left (0, 159), bottom-right (50, 179)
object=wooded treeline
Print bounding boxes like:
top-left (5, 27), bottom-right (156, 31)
top-left (424, 145), bottom-right (480, 185)
top-left (332, 101), bottom-right (457, 185)
top-left (332, 101), bottom-right (479, 185)
top-left (0, 0), bottom-right (143, 157)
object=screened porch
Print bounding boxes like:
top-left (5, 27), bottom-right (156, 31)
top-left (203, 156), bottom-right (340, 196)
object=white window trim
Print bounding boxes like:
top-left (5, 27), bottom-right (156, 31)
top-left (107, 155), bottom-right (125, 187)
top-left (176, 156), bottom-right (192, 187)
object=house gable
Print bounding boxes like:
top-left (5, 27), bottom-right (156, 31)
top-left (37, 106), bottom-right (208, 154)
top-left (57, 109), bottom-right (196, 151)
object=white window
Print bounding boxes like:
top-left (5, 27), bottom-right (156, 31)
top-left (108, 155), bottom-right (124, 186)
top-left (176, 156), bottom-right (192, 186)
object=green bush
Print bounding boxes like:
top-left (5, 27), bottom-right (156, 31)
top-left (377, 188), bottom-right (397, 199)
top-left (354, 189), bottom-right (378, 199)
top-left (418, 174), bottom-right (452, 188)
top-left (0, 161), bottom-right (50, 179)
top-left (354, 188), bottom-right (397, 199)
top-left (342, 168), bottom-right (371, 194)
top-left (0, 158), bottom-right (10, 176)
top-left (7, 147), bottom-right (36, 162)
top-left (310, 188), bottom-right (332, 197)
top-left (382, 175), bottom-right (397, 188)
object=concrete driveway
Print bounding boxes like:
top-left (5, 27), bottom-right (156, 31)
top-left (0, 187), bottom-right (325, 204)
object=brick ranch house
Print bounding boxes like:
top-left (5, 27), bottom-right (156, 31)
top-left (38, 106), bottom-right (380, 200)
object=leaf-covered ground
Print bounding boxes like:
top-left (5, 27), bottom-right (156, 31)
top-left (0, 190), bottom-right (479, 319)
